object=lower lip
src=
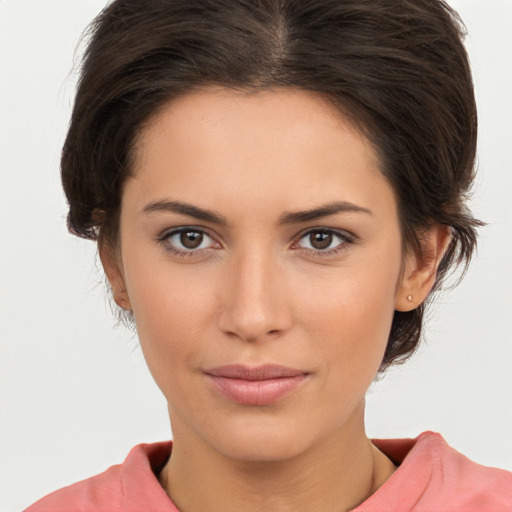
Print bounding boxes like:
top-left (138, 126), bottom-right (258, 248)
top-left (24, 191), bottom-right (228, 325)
top-left (206, 375), bottom-right (309, 405)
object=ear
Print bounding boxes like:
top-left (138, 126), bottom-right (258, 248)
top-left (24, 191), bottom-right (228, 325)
top-left (98, 242), bottom-right (132, 311)
top-left (395, 224), bottom-right (451, 311)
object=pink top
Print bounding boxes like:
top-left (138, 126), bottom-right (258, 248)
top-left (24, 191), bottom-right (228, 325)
top-left (25, 431), bottom-right (512, 511)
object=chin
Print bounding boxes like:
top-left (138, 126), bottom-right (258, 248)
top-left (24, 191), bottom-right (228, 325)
top-left (217, 432), bottom-right (307, 463)
top-left (200, 414), bottom-right (330, 464)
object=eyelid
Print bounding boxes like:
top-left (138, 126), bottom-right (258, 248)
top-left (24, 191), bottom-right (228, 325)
top-left (291, 227), bottom-right (356, 255)
top-left (157, 226), bottom-right (221, 256)
top-left (156, 225), bottom-right (356, 258)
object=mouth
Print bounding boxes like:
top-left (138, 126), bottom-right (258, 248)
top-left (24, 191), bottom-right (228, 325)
top-left (203, 364), bottom-right (310, 406)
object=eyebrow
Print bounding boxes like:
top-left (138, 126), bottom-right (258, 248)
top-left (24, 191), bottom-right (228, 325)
top-left (278, 201), bottom-right (373, 224)
top-left (143, 200), bottom-right (228, 225)
top-left (142, 199), bottom-right (372, 225)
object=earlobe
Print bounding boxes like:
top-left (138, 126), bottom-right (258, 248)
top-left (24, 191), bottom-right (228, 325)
top-left (395, 224), bottom-right (451, 312)
top-left (98, 242), bottom-right (132, 310)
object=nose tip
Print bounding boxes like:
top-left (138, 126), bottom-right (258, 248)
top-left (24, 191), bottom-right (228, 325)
top-left (222, 310), bottom-right (282, 343)
top-left (217, 254), bottom-right (292, 343)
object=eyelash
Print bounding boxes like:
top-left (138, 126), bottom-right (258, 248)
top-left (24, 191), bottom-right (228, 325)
top-left (293, 228), bottom-right (355, 257)
top-left (157, 227), bottom-right (355, 258)
top-left (157, 227), bottom-right (219, 258)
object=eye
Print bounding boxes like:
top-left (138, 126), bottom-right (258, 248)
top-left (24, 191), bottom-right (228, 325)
top-left (159, 227), bottom-right (218, 256)
top-left (295, 228), bottom-right (353, 254)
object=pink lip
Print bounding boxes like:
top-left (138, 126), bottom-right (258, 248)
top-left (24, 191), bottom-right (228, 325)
top-left (204, 365), bottom-right (309, 406)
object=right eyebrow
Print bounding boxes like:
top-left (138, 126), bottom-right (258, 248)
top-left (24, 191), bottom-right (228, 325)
top-left (142, 200), bottom-right (228, 226)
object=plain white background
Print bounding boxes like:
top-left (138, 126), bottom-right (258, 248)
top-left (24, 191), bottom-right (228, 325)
top-left (1, 1), bottom-right (511, 510)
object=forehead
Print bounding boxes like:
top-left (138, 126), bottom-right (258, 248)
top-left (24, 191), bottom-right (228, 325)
top-left (126, 87), bottom-right (395, 222)
top-left (140, 87), bottom-right (351, 137)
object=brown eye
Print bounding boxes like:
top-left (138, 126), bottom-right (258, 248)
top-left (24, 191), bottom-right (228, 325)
top-left (296, 229), bottom-right (351, 254)
top-left (180, 230), bottom-right (203, 249)
top-left (309, 231), bottom-right (333, 250)
top-left (162, 228), bottom-right (216, 254)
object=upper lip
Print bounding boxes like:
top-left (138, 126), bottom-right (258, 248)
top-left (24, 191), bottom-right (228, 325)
top-left (204, 364), bottom-right (308, 381)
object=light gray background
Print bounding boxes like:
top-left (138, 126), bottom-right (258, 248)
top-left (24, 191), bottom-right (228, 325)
top-left (1, 1), bottom-right (511, 510)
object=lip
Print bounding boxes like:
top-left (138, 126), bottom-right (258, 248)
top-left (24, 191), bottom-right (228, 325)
top-left (204, 364), bottom-right (309, 406)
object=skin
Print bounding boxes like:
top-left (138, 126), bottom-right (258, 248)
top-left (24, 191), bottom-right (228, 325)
top-left (101, 87), bottom-right (449, 512)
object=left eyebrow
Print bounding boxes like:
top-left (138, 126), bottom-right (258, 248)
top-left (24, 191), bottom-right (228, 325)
top-left (278, 201), bottom-right (373, 225)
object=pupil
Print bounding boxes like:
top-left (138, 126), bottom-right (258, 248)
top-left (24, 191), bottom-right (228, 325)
top-left (180, 231), bottom-right (203, 249)
top-left (311, 231), bottom-right (332, 249)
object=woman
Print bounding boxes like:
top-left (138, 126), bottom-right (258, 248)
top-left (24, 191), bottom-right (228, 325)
top-left (23, 0), bottom-right (512, 510)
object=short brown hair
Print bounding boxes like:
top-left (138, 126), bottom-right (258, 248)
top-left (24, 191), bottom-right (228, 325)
top-left (62, 0), bottom-right (481, 370)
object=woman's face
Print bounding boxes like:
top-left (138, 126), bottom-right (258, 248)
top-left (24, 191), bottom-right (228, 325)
top-left (109, 87), bottom-right (416, 462)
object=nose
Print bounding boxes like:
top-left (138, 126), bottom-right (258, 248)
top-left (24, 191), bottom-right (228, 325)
top-left (217, 248), bottom-right (293, 343)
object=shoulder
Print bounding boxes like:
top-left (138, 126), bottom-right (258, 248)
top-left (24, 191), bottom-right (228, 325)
top-left (359, 431), bottom-right (512, 511)
top-left (419, 431), bottom-right (512, 508)
top-left (25, 441), bottom-right (176, 512)
top-left (24, 464), bottom-right (124, 512)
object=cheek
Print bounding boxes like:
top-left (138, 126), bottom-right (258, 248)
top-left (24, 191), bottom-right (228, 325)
top-left (121, 250), bottom-right (218, 387)
top-left (297, 252), bottom-right (401, 377)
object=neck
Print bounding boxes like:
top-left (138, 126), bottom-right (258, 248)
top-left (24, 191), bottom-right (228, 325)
top-left (160, 406), bottom-right (396, 512)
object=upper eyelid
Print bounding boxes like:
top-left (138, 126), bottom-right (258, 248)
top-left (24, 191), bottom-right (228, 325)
top-left (291, 229), bottom-right (355, 258)
top-left (158, 226), bottom-right (219, 248)
top-left (158, 226), bottom-right (355, 249)
top-left (294, 227), bottom-right (355, 243)
top-left (160, 226), bottom-right (215, 239)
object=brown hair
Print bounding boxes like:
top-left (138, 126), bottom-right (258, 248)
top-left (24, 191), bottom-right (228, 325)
top-left (62, 0), bottom-right (481, 370)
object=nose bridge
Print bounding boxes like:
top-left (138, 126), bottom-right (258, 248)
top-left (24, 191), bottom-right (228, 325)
top-left (218, 242), bottom-right (290, 342)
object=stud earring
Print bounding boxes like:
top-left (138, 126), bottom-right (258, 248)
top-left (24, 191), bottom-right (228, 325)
top-left (407, 295), bottom-right (413, 303)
